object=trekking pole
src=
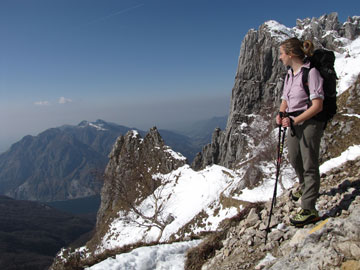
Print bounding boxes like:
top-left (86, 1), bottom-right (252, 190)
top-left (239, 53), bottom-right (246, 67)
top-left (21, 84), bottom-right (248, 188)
top-left (265, 125), bottom-right (287, 245)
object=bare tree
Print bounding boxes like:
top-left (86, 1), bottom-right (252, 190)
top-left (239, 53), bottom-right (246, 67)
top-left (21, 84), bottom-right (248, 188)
top-left (105, 171), bottom-right (175, 242)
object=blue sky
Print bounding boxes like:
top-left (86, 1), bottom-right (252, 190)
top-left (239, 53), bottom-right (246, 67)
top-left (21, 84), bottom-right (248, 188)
top-left (0, 0), bottom-right (359, 152)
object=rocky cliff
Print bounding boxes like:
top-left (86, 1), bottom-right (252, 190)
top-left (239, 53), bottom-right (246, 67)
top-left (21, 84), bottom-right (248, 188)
top-left (192, 13), bottom-right (360, 171)
top-left (88, 127), bottom-right (187, 249)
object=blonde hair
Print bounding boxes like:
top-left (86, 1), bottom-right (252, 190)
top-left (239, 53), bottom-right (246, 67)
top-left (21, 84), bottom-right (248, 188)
top-left (280, 37), bottom-right (314, 59)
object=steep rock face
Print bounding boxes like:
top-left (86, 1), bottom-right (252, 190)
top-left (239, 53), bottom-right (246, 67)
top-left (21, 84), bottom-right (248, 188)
top-left (192, 13), bottom-right (360, 171)
top-left (320, 74), bottom-right (360, 163)
top-left (192, 22), bottom-right (287, 170)
top-left (93, 127), bottom-right (187, 247)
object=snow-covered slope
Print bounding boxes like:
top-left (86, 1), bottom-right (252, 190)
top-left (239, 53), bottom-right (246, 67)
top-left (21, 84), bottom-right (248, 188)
top-left (84, 145), bottom-right (360, 270)
top-left (86, 240), bottom-right (201, 270)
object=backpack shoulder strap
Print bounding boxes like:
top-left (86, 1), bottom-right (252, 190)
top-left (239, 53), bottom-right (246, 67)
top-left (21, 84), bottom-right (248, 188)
top-left (302, 67), bottom-right (310, 97)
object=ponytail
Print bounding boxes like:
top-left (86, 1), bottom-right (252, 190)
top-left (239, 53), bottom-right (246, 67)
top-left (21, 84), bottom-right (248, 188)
top-left (280, 38), bottom-right (315, 60)
top-left (302, 40), bottom-right (314, 57)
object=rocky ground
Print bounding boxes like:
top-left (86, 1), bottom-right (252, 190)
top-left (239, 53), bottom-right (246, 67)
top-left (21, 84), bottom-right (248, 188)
top-left (186, 157), bottom-right (360, 270)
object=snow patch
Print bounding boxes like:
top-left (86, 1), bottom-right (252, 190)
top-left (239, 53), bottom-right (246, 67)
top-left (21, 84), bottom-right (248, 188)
top-left (343, 114), bottom-right (360, 119)
top-left (164, 147), bottom-right (187, 161)
top-left (334, 38), bottom-right (360, 95)
top-left (131, 130), bottom-right (139, 138)
top-left (88, 123), bottom-right (107, 131)
top-left (79, 121), bottom-right (108, 131)
top-left (86, 240), bottom-right (201, 270)
top-left (320, 145), bottom-right (360, 174)
top-left (233, 161), bottom-right (295, 203)
top-left (264, 20), bottom-right (294, 41)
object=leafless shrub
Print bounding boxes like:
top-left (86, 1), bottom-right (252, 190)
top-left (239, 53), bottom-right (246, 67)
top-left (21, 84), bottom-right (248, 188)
top-left (105, 170), bottom-right (174, 242)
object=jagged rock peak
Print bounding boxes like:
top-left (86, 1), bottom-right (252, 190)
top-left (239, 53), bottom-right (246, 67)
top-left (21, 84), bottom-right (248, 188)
top-left (263, 13), bottom-right (360, 49)
top-left (94, 127), bottom-right (187, 243)
top-left (144, 126), bottom-right (165, 146)
top-left (296, 12), bottom-right (341, 31)
top-left (108, 127), bottom-right (186, 165)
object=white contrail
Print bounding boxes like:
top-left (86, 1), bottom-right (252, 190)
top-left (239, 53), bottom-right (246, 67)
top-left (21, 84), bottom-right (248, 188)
top-left (83, 3), bottom-right (144, 27)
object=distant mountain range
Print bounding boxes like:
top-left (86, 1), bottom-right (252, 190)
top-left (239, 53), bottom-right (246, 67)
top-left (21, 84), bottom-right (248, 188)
top-left (0, 117), bottom-right (227, 202)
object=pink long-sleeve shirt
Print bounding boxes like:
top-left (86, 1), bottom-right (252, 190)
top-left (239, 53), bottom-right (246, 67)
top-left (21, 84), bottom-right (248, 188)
top-left (281, 61), bottom-right (324, 113)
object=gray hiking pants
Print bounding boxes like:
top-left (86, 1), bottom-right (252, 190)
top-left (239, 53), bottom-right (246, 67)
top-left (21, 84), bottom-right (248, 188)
top-left (287, 119), bottom-right (324, 210)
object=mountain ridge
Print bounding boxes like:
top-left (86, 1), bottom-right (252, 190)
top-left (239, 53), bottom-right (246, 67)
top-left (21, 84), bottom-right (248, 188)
top-left (0, 117), bottom-right (226, 202)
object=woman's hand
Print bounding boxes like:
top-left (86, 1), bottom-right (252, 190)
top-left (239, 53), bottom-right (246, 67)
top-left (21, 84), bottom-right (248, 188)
top-left (292, 98), bottom-right (323, 124)
top-left (277, 100), bottom-right (288, 126)
top-left (281, 116), bottom-right (293, 128)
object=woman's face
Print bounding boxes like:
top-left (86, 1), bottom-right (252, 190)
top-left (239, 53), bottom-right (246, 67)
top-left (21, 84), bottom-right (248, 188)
top-left (279, 46), bottom-right (291, 66)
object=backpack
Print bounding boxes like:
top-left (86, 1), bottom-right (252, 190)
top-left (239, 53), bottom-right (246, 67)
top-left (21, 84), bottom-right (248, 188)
top-left (302, 49), bottom-right (338, 124)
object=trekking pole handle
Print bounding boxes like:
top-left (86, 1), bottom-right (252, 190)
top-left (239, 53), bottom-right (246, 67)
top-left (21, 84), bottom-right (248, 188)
top-left (278, 112), bottom-right (295, 136)
top-left (277, 111), bottom-right (290, 127)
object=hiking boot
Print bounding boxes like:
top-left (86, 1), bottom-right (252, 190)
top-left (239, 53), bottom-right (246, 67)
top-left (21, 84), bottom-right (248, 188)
top-left (290, 209), bottom-right (320, 227)
top-left (291, 190), bottom-right (302, 201)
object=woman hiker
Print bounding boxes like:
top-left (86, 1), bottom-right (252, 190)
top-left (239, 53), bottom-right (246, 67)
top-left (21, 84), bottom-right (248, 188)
top-left (276, 37), bottom-right (324, 227)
